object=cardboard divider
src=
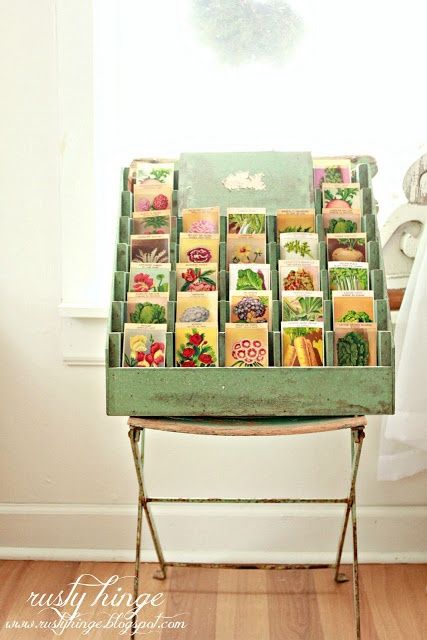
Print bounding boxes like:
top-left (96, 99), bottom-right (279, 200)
top-left (368, 240), bottom-right (380, 271)
top-left (324, 299), bottom-right (332, 331)
top-left (319, 240), bottom-right (327, 270)
top-left (272, 269), bottom-right (279, 297)
top-left (272, 300), bottom-right (280, 331)
top-left (119, 216), bottom-right (132, 243)
top-left (111, 301), bottom-right (124, 333)
top-left (362, 213), bottom-right (376, 241)
top-left (325, 330), bottom-right (334, 366)
top-left (172, 189), bottom-right (178, 214)
top-left (219, 241), bottom-right (227, 271)
top-left (122, 168), bottom-right (129, 191)
top-left (121, 191), bottom-right (132, 216)
top-left (177, 217), bottom-right (183, 234)
top-left (166, 332), bottom-right (174, 367)
top-left (267, 241), bottom-right (278, 268)
top-left (361, 187), bottom-right (373, 216)
top-left (108, 333), bottom-right (122, 368)
top-left (320, 268), bottom-right (329, 298)
top-left (266, 215), bottom-right (276, 243)
top-left (169, 271), bottom-right (177, 302)
top-left (220, 215), bottom-right (227, 242)
top-left (375, 298), bottom-right (390, 331)
top-left (371, 269), bottom-right (385, 299)
top-left (116, 243), bottom-right (129, 272)
top-left (219, 299), bottom-right (228, 331)
top-left (167, 301), bottom-right (175, 332)
top-left (273, 331), bottom-right (281, 367)
top-left (219, 269), bottom-right (228, 300)
top-left (316, 213), bottom-right (325, 241)
top-left (357, 163), bottom-right (370, 189)
top-left (218, 332), bottom-right (226, 367)
top-left (114, 271), bottom-right (127, 301)
top-left (314, 189), bottom-right (322, 215)
top-left (378, 330), bottom-right (392, 366)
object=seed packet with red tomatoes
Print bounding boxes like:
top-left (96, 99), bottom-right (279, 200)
top-left (129, 263), bottom-right (171, 293)
top-left (322, 182), bottom-right (361, 210)
top-left (175, 323), bottom-right (218, 368)
top-left (176, 263), bottom-right (218, 292)
top-left (122, 323), bottom-right (167, 368)
top-left (179, 234), bottom-right (220, 264)
top-left (225, 323), bottom-right (269, 368)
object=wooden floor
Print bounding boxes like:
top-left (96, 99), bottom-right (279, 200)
top-left (0, 562), bottom-right (425, 639)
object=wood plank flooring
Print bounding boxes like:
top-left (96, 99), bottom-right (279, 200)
top-left (0, 562), bottom-right (425, 639)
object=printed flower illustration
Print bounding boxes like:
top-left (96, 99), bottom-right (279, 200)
top-left (187, 247), bottom-right (212, 263)
top-left (152, 194), bottom-right (169, 210)
top-left (180, 267), bottom-right (216, 291)
top-left (176, 330), bottom-right (216, 367)
top-left (125, 335), bottom-right (165, 368)
top-left (136, 197), bottom-right (151, 211)
top-left (189, 220), bottom-right (216, 233)
top-left (231, 338), bottom-right (267, 367)
top-left (133, 272), bottom-right (154, 292)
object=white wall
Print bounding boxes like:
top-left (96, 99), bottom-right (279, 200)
top-left (0, 0), bottom-right (426, 562)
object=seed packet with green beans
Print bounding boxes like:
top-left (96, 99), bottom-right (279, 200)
top-left (279, 232), bottom-right (319, 260)
top-left (328, 261), bottom-right (369, 291)
top-left (334, 322), bottom-right (377, 366)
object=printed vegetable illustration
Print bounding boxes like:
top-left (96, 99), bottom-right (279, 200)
top-left (322, 166), bottom-right (344, 185)
top-left (134, 247), bottom-right (168, 263)
top-left (125, 335), bottom-right (165, 368)
top-left (233, 296), bottom-right (268, 322)
top-left (283, 239), bottom-right (314, 258)
top-left (338, 310), bottom-right (372, 323)
top-left (129, 302), bottom-right (166, 324)
top-left (189, 220), bottom-right (216, 233)
top-left (176, 329), bottom-right (216, 367)
top-left (337, 331), bottom-right (369, 366)
top-left (283, 327), bottom-right (323, 366)
top-left (187, 247), bottom-right (212, 263)
top-left (236, 268), bottom-right (266, 290)
top-left (331, 238), bottom-right (364, 261)
top-left (283, 269), bottom-right (314, 291)
top-left (179, 306), bottom-right (210, 323)
top-left (281, 225), bottom-right (312, 233)
top-left (324, 187), bottom-right (359, 209)
top-left (329, 267), bottom-right (368, 290)
top-left (180, 267), bottom-right (216, 291)
top-left (231, 338), bottom-right (267, 367)
top-left (327, 218), bottom-right (358, 233)
top-left (140, 215), bottom-right (169, 233)
top-left (228, 213), bottom-right (265, 234)
top-left (138, 167), bottom-right (172, 184)
top-left (282, 296), bottom-right (323, 321)
top-left (133, 272), bottom-right (168, 292)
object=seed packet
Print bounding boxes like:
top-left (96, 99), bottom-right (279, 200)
top-left (175, 323), bottom-right (218, 367)
top-left (328, 261), bottom-right (369, 291)
top-left (122, 323), bottom-right (167, 368)
top-left (279, 232), bottom-right (319, 260)
top-left (130, 234), bottom-right (170, 264)
top-left (312, 157), bottom-right (352, 189)
top-left (176, 291), bottom-right (218, 324)
top-left (227, 234), bottom-right (266, 265)
top-left (281, 321), bottom-right (324, 367)
top-left (227, 208), bottom-right (266, 234)
top-left (133, 210), bottom-right (171, 235)
top-left (179, 233), bottom-right (220, 264)
top-left (334, 322), bottom-right (377, 366)
top-left (126, 292), bottom-right (169, 324)
top-left (322, 208), bottom-right (361, 234)
top-left (129, 263), bottom-right (171, 293)
top-left (322, 182), bottom-right (361, 209)
top-left (182, 206), bottom-right (220, 234)
top-left (282, 291), bottom-right (323, 322)
top-left (332, 291), bottom-right (374, 325)
top-left (133, 184), bottom-right (173, 213)
top-left (225, 323), bottom-right (269, 367)
top-left (229, 290), bottom-right (272, 329)
top-left (127, 158), bottom-right (175, 192)
top-left (276, 209), bottom-right (315, 237)
top-left (176, 263), bottom-right (218, 292)
top-left (279, 260), bottom-right (320, 294)
top-left (327, 232), bottom-right (366, 262)
top-left (229, 263), bottom-right (271, 291)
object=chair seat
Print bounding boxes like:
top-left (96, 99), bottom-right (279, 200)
top-left (128, 415), bottom-right (367, 437)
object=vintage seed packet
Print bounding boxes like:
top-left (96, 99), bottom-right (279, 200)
top-left (276, 209), bottom-right (316, 237)
top-left (279, 232), bottom-right (319, 260)
top-left (135, 161), bottom-right (175, 187)
top-left (322, 208), bottom-right (361, 234)
top-left (122, 323), bottom-right (167, 368)
top-left (134, 184), bottom-right (173, 213)
top-left (225, 323), bottom-right (269, 367)
top-left (130, 234), bottom-right (170, 264)
top-left (282, 291), bottom-right (324, 322)
top-left (175, 323), bottom-right (218, 367)
top-left (126, 292), bottom-right (169, 324)
top-left (227, 234), bottom-right (266, 265)
top-left (229, 290), bottom-right (272, 329)
top-left (182, 206), bottom-right (220, 234)
top-left (334, 322), bottom-right (377, 366)
top-left (176, 263), bottom-right (218, 292)
top-left (176, 291), bottom-right (218, 324)
top-left (328, 261), bottom-right (369, 291)
top-left (229, 263), bottom-right (271, 291)
top-left (227, 208), bottom-right (266, 234)
top-left (322, 182), bottom-right (361, 209)
top-left (332, 290), bottom-right (374, 325)
top-left (279, 260), bottom-right (320, 293)
top-left (179, 233), bottom-right (220, 264)
top-left (132, 210), bottom-right (171, 235)
top-left (327, 232), bottom-right (367, 262)
top-left (129, 262), bottom-right (171, 293)
top-left (281, 321), bottom-right (324, 367)
top-left (312, 157), bottom-right (352, 189)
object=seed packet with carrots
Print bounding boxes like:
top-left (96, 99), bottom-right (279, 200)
top-left (278, 260), bottom-right (320, 295)
top-left (322, 208), bottom-right (361, 234)
top-left (322, 182), bottom-right (361, 209)
top-left (176, 291), bottom-right (218, 324)
top-left (334, 322), bottom-right (377, 366)
top-left (122, 323), bottom-right (167, 368)
top-left (133, 184), bottom-right (173, 213)
top-left (229, 290), bottom-right (272, 329)
top-left (179, 233), bottom-right (220, 264)
top-left (126, 292), bottom-right (169, 324)
top-left (132, 211), bottom-right (171, 235)
top-left (176, 263), bottom-right (218, 292)
top-left (276, 209), bottom-right (315, 238)
top-left (227, 208), bottom-right (266, 234)
top-left (332, 291), bottom-right (374, 326)
top-left (313, 157), bottom-right (352, 189)
top-left (182, 207), bottom-right (220, 234)
top-left (327, 232), bottom-right (366, 262)
top-left (225, 323), bottom-right (269, 367)
top-left (229, 263), bottom-right (271, 291)
top-left (281, 321), bottom-right (324, 367)
top-left (227, 234), bottom-right (266, 266)
top-left (130, 234), bottom-right (170, 264)
top-left (129, 263), bottom-right (171, 293)
top-left (175, 323), bottom-right (218, 367)
top-left (279, 232), bottom-right (319, 260)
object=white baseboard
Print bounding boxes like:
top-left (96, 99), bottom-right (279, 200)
top-left (1, 503), bottom-right (426, 563)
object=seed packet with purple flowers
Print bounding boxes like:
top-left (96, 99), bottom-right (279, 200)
top-left (132, 210), bottom-right (171, 235)
top-left (130, 234), bottom-right (170, 264)
top-left (225, 323), bottom-right (269, 367)
top-left (227, 208), bottom-right (266, 234)
top-left (227, 234), bottom-right (266, 266)
top-left (229, 263), bottom-right (271, 291)
top-left (179, 233), bottom-right (220, 264)
top-left (229, 290), bottom-right (272, 329)
top-left (176, 291), bottom-right (218, 324)
top-left (176, 263), bottom-right (218, 292)
top-left (122, 323), bottom-right (167, 368)
top-left (175, 323), bottom-right (218, 367)
top-left (182, 207), bottom-right (220, 234)
top-left (133, 184), bottom-right (173, 213)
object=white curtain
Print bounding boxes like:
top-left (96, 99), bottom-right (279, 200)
top-left (378, 220), bottom-right (427, 480)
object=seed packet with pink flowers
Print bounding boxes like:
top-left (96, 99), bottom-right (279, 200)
top-left (229, 264), bottom-right (271, 291)
top-left (229, 290), bottom-right (272, 329)
top-left (278, 260), bottom-right (320, 295)
top-left (227, 208), bottom-right (266, 234)
top-left (133, 211), bottom-right (171, 235)
top-left (122, 323), bottom-right (167, 368)
top-left (182, 207), bottom-right (220, 234)
top-left (175, 323), bottom-right (218, 367)
top-left (126, 292), bottom-right (169, 324)
top-left (179, 233), bottom-right (220, 264)
top-left (129, 263), bottom-right (171, 293)
top-left (131, 234), bottom-right (170, 264)
top-left (176, 263), bottom-right (218, 292)
top-left (322, 182), bottom-right (361, 209)
top-left (227, 234), bottom-right (266, 266)
top-left (176, 291), bottom-right (218, 324)
top-left (225, 323), bottom-right (269, 368)
top-left (133, 184), bottom-right (173, 213)
top-left (312, 157), bottom-right (352, 189)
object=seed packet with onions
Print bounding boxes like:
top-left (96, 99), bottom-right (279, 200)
top-left (279, 260), bottom-right (320, 294)
top-left (176, 263), bottom-right (218, 292)
top-left (334, 322), bottom-right (377, 366)
top-left (179, 233), bottom-right (220, 264)
top-left (276, 209), bottom-right (315, 237)
top-left (129, 263), bottom-right (171, 293)
top-left (227, 234), bottom-right (266, 266)
top-left (312, 157), bottom-right (352, 189)
top-left (227, 208), bottom-right (266, 234)
top-left (229, 290), bottom-right (272, 329)
top-left (176, 291), bottom-right (218, 324)
top-left (281, 321), bottom-right (324, 367)
top-left (281, 291), bottom-right (324, 322)
top-left (328, 261), bottom-right (369, 291)
top-left (322, 208), bottom-right (361, 234)
top-left (327, 232), bottom-right (366, 262)
top-left (225, 323), bottom-right (269, 367)
top-left (229, 263), bottom-right (271, 291)
top-left (332, 291), bottom-right (374, 326)
top-left (279, 232), bottom-right (319, 260)
top-left (133, 184), bottom-right (173, 213)
top-left (132, 210), bottom-right (171, 235)
top-left (182, 207), bottom-right (220, 234)
top-left (175, 323), bottom-right (218, 367)
top-left (122, 323), bottom-right (167, 368)
top-left (126, 292), bottom-right (169, 324)
top-left (322, 182), bottom-right (361, 209)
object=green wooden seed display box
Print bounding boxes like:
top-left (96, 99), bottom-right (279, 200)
top-left (106, 152), bottom-right (394, 417)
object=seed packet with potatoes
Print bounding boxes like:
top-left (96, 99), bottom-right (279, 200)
top-left (332, 291), bottom-right (374, 326)
top-left (327, 232), bottom-right (366, 262)
top-left (322, 208), bottom-right (361, 234)
top-left (322, 182), bottom-right (361, 209)
top-left (176, 263), bottom-right (218, 292)
top-left (282, 291), bottom-right (323, 322)
top-left (312, 157), bottom-right (352, 189)
top-left (182, 207), bottom-right (220, 234)
top-left (225, 323), bottom-right (269, 368)
top-left (133, 184), bottom-right (173, 213)
top-left (328, 261), bottom-right (369, 291)
top-left (229, 290), bottom-right (272, 329)
top-left (229, 263), bottom-right (271, 291)
top-left (126, 292), bottom-right (169, 324)
top-left (175, 323), bottom-right (218, 368)
top-left (276, 209), bottom-right (315, 237)
top-left (334, 322), bottom-right (377, 366)
top-left (179, 233), bottom-right (220, 264)
top-left (281, 321), bottom-right (324, 367)
top-left (279, 232), bottom-right (319, 260)
top-left (122, 323), bottom-right (167, 368)
top-left (227, 208), bottom-right (266, 234)
top-left (129, 263), bottom-right (171, 293)
top-left (132, 210), bottom-right (171, 235)
top-left (176, 291), bottom-right (218, 324)
top-left (278, 260), bottom-right (320, 295)
top-left (130, 234), bottom-right (170, 264)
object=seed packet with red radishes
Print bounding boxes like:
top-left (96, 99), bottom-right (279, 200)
top-left (278, 260), bottom-right (320, 295)
top-left (175, 323), bottom-right (218, 367)
top-left (179, 234), bottom-right (220, 264)
top-left (322, 182), bottom-right (361, 209)
top-left (130, 234), bottom-right (170, 264)
top-left (229, 290), bottom-right (272, 329)
top-left (133, 184), bottom-right (173, 213)
top-left (276, 209), bottom-right (316, 237)
top-left (326, 233), bottom-right (367, 262)
top-left (129, 263), bottom-right (171, 293)
top-left (176, 291), bottom-right (218, 324)
top-left (312, 157), bottom-right (352, 189)
top-left (182, 207), bottom-right (220, 234)
top-left (225, 323), bottom-right (269, 367)
top-left (132, 210), bottom-right (171, 235)
top-left (229, 263), bottom-right (271, 291)
top-left (322, 208), bottom-right (361, 234)
top-left (281, 321), bottom-right (324, 367)
top-left (126, 292), bottom-right (169, 324)
top-left (227, 234), bottom-right (266, 266)
top-left (176, 263), bottom-right (218, 292)
top-left (279, 232), bottom-right (319, 260)
top-left (122, 323), bottom-right (167, 368)
top-left (227, 208), bottom-right (266, 234)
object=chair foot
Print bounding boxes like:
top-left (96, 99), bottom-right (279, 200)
top-left (335, 571), bottom-right (350, 583)
top-left (153, 567), bottom-right (167, 580)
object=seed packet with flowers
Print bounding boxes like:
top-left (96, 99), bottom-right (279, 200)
top-left (182, 207), bottom-right (220, 234)
top-left (129, 263), bottom-right (171, 293)
top-left (334, 322), bottom-right (377, 366)
top-left (131, 234), bottom-right (170, 264)
top-left (312, 157), bottom-right (352, 189)
top-left (278, 260), bottom-right (320, 295)
top-left (227, 234), bottom-right (266, 266)
top-left (179, 233), bottom-right (220, 264)
top-left (332, 291), bottom-right (374, 326)
top-left (122, 323), bottom-right (167, 368)
top-left (133, 184), bottom-right (173, 213)
top-left (276, 209), bottom-right (315, 237)
top-left (175, 323), bottom-right (218, 367)
top-left (281, 321), bottom-right (324, 367)
top-left (133, 211), bottom-right (171, 235)
top-left (229, 290), bottom-right (272, 329)
top-left (229, 263), bottom-right (271, 291)
top-left (279, 233), bottom-right (319, 260)
top-left (176, 263), bottom-right (218, 292)
top-left (322, 182), bottom-right (361, 210)
top-left (176, 291), bottom-right (218, 324)
top-left (282, 291), bottom-right (324, 322)
top-left (328, 261), bottom-right (369, 291)
top-left (326, 232), bottom-right (366, 262)
top-left (322, 208), bottom-right (361, 234)
top-left (127, 292), bottom-right (168, 324)
top-left (227, 208), bottom-right (266, 234)
top-left (225, 323), bottom-right (269, 367)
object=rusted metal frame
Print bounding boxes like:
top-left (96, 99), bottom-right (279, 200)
top-left (146, 497), bottom-right (348, 504)
top-left (351, 428), bottom-right (364, 640)
top-left (162, 562), bottom-right (333, 570)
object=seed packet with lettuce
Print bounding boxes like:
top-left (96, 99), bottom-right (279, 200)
top-left (129, 263), bottom-right (171, 293)
top-left (229, 263), bottom-right (271, 291)
top-left (175, 323), bottom-right (218, 367)
top-left (282, 291), bottom-right (323, 322)
top-left (227, 208), bottom-right (266, 234)
top-left (323, 208), bottom-right (361, 234)
top-left (332, 291), bottom-right (374, 326)
top-left (176, 263), bottom-right (218, 292)
top-left (313, 157), bottom-right (352, 189)
top-left (279, 260), bottom-right (320, 294)
top-left (328, 261), bottom-right (369, 291)
top-left (322, 182), bottom-right (361, 209)
top-left (334, 322), bottom-right (377, 366)
top-left (225, 323), bottom-right (269, 367)
top-left (279, 232), bottom-right (319, 260)
top-left (327, 232), bottom-right (366, 262)
top-left (179, 233), bottom-right (220, 264)
top-left (276, 209), bottom-right (315, 237)
top-left (229, 290), bottom-right (272, 329)
top-left (122, 323), bottom-right (167, 368)
top-left (176, 291), bottom-right (218, 324)
top-left (281, 321), bottom-right (324, 367)
top-left (182, 207), bottom-right (220, 234)
top-left (126, 292), bottom-right (168, 324)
